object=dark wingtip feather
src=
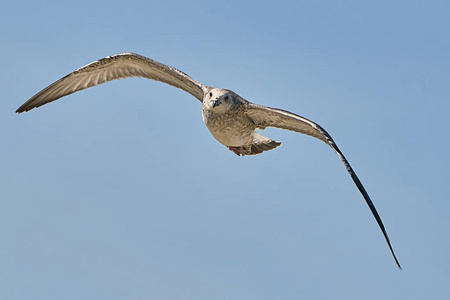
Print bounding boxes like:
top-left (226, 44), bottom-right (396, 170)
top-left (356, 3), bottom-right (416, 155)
top-left (330, 141), bottom-right (402, 269)
top-left (16, 106), bottom-right (28, 114)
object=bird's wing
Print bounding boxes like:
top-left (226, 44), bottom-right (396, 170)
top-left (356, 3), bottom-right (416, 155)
top-left (16, 52), bottom-right (208, 113)
top-left (245, 103), bottom-right (401, 269)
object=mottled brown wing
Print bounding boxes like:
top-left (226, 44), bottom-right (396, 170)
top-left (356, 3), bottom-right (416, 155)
top-left (245, 103), bottom-right (401, 269)
top-left (16, 52), bottom-right (207, 113)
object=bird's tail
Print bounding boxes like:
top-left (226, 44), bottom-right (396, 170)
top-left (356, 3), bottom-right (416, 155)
top-left (228, 133), bottom-right (281, 156)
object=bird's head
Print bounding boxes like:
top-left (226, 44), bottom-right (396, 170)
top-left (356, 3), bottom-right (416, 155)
top-left (203, 88), bottom-right (236, 113)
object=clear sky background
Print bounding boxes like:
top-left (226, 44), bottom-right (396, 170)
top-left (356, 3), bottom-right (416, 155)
top-left (1, 0), bottom-right (449, 299)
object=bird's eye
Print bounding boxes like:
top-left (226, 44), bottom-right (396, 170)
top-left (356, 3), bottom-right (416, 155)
top-left (209, 92), bottom-right (213, 97)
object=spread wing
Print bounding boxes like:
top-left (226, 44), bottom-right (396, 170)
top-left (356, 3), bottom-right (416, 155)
top-left (16, 52), bottom-right (208, 113)
top-left (245, 103), bottom-right (401, 269)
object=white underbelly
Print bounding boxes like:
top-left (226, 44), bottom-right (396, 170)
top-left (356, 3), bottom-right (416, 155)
top-left (210, 129), bottom-right (252, 146)
top-left (203, 108), bottom-right (255, 147)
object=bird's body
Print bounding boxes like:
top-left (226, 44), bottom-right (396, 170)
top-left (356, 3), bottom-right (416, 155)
top-left (202, 88), bottom-right (281, 155)
top-left (202, 89), bottom-right (254, 147)
top-left (17, 52), bottom-right (401, 268)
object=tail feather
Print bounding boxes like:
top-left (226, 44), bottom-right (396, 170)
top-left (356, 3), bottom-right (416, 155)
top-left (228, 133), bottom-right (281, 156)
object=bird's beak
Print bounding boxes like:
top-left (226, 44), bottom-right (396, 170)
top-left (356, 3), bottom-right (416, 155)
top-left (211, 99), bottom-right (221, 108)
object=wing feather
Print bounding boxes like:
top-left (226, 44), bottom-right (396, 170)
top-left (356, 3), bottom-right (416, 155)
top-left (245, 103), bottom-right (402, 269)
top-left (16, 52), bottom-right (207, 113)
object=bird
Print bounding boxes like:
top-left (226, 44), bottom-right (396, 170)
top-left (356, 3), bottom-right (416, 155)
top-left (16, 52), bottom-right (401, 269)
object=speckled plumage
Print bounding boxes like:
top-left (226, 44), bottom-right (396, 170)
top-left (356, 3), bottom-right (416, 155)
top-left (16, 52), bottom-right (401, 269)
top-left (201, 88), bottom-right (281, 155)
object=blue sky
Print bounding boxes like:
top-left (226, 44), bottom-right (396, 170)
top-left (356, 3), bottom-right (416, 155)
top-left (1, 0), bottom-right (449, 299)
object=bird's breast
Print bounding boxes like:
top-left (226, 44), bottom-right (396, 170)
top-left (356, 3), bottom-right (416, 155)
top-left (202, 109), bottom-right (255, 147)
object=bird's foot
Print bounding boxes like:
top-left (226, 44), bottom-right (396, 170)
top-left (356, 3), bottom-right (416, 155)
top-left (228, 146), bottom-right (243, 156)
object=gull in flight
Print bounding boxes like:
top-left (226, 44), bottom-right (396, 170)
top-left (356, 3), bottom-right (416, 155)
top-left (16, 52), bottom-right (401, 268)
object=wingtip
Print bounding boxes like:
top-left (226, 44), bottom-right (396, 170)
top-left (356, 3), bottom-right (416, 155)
top-left (16, 102), bottom-right (37, 113)
top-left (384, 229), bottom-right (402, 270)
top-left (394, 255), bottom-right (402, 270)
top-left (391, 248), bottom-right (402, 270)
top-left (15, 105), bottom-right (29, 114)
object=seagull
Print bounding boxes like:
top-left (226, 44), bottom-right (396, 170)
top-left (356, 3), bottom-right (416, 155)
top-left (16, 52), bottom-right (401, 269)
